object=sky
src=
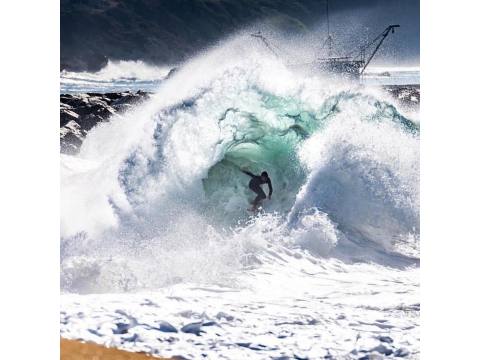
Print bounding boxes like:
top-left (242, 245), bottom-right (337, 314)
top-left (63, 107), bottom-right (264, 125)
top-left (60, 0), bottom-right (420, 70)
top-left (311, 0), bottom-right (419, 65)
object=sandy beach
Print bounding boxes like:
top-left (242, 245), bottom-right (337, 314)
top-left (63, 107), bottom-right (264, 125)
top-left (60, 338), bottom-right (170, 360)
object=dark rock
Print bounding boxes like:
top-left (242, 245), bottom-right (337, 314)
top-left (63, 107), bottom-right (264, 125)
top-left (383, 84), bottom-right (420, 108)
top-left (60, 108), bottom-right (80, 127)
top-left (111, 93), bottom-right (142, 106)
top-left (60, 91), bottom-right (150, 154)
top-left (60, 120), bottom-right (85, 154)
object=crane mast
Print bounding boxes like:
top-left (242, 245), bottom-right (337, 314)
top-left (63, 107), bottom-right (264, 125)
top-left (325, 0), bottom-right (333, 57)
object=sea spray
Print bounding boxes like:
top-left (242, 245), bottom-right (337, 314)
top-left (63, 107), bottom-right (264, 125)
top-left (61, 36), bottom-right (419, 293)
top-left (60, 60), bottom-right (172, 93)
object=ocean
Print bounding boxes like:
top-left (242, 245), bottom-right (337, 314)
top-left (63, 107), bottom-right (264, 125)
top-left (60, 37), bottom-right (419, 359)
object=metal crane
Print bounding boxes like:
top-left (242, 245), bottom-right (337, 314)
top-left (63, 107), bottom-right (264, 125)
top-left (250, 32), bottom-right (280, 59)
top-left (357, 25), bottom-right (400, 75)
top-left (250, 6), bottom-right (400, 80)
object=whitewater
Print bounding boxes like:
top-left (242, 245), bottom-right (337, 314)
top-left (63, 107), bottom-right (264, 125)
top-left (60, 37), bottom-right (419, 359)
top-left (60, 60), bottom-right (171, 93)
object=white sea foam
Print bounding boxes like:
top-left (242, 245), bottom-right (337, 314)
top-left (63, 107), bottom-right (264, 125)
top-left (61, 35), bottom-right (419, 292)
top-left (60, 34), bottom-right (420, 359)
top-left (62, 60), bottom-right (171, 81)
top-left (60, 60), bottom-right (172, 93)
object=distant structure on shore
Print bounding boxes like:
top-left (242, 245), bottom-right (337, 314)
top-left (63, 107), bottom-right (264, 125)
top-left (252, 0), bottom-right (399, 79)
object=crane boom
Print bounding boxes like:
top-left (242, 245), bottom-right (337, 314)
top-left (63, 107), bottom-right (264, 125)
top-left (359, 25), bottom-right (400, 75)
top-left (251, 23), bottom-right (400, 79)
top-left (250, 32), bottom-right (279, 58)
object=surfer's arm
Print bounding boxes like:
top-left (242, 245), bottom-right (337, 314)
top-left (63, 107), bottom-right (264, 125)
top-left (241, 170), bottom-right (255, 178)
top-left (267, 179), bottom-right (273, 198)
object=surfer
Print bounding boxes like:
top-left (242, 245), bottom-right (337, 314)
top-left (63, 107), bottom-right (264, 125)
top-left (241, 169), bottom-right (272, 211)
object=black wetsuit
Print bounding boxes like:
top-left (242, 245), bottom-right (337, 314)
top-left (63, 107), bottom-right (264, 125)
top-left (242, 170), bottom-right (273, 207)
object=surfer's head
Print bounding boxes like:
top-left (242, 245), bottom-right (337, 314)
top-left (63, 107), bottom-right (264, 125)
top-left (261, 171), bottom-right (269, 181)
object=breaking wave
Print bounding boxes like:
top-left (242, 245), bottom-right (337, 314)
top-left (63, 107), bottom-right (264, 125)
top-left (60, 60), bottom-right (172, 93)
top-left (60, 37), bottom-right (419, 293)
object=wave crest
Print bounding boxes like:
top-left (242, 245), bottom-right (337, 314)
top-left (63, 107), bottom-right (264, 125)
top-left (61, 41), bottom-right (419, 293)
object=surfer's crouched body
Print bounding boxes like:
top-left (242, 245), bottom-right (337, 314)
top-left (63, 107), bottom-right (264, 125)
top-left (242, 170), bottom-right (272, 210)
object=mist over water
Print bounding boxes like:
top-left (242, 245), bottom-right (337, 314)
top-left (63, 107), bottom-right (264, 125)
top-left (60, 35), bottom-right (419, 294)
top-left (60, 60), bottom-right (172, 93)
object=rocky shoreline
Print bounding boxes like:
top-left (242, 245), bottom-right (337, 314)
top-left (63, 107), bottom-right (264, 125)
top-left (383, 84), bottom-right (420, 107)
top-left (60, 85), bottom-right (419, 154)
top-left (60, 90), bottom-right (150, 154)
